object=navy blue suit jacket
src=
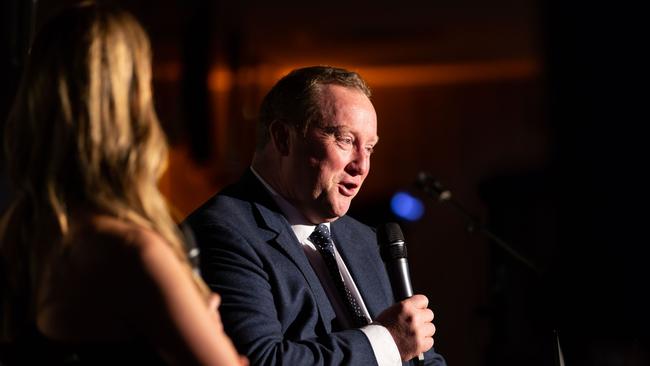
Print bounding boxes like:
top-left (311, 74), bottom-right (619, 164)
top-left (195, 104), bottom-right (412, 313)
top-left (185, 170), bottom-right (446, 365)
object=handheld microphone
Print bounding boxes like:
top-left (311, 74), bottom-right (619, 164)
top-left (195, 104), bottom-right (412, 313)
top-left (377, 222), bottom-right (425, 365)
top-left (377, 223), bottom-right (414, 300)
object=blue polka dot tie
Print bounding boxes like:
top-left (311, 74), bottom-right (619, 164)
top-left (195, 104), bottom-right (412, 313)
top-left (309, 224), bottom-right (369, 328)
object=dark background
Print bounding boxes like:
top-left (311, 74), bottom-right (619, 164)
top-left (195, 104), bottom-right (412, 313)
top-left (2, 1), bottom-right (648, 365)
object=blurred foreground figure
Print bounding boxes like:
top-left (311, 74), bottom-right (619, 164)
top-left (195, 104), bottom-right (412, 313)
top-left (186, 66), bottom-right (447, 365)
top-left (0, 3), bottom-right (246, 365)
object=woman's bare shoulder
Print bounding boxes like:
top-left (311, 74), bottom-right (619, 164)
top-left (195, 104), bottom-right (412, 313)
top-left (37, 214), bottom-right (175, 341)
top-left (65, 213), bottom-right (187, 309)
top-left (80, 215), bottom-right (196, 315)
top-left (67, 213), bottom-right (177, 278)
top-left (84, 214), bottom-right (163, 244)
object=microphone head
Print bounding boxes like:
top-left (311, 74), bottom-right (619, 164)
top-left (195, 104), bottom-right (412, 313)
top-left (377, 222), bottom-right (407, 260)
top-left (416, 171), bottom-right (432, 189)
top-left (415, 171), bottom-right (452, 201)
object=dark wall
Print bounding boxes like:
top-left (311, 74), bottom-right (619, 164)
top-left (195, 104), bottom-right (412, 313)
top-left (544, 1), bottom-right (649, 365)
top-left (476, 1), bottom-right (650, 365)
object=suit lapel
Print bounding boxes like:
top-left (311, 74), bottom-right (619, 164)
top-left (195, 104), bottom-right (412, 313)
top-left (240, 171), bottom-right (337, 328)
top-left (331, 219), bottom-right (393, 318)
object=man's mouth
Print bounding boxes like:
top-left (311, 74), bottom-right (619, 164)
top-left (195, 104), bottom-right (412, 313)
top-left (338, 182), bottom-right (359, 197)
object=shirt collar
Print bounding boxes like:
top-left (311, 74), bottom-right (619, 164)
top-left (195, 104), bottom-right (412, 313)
top-left (249, 166), bottom-right (330, 243)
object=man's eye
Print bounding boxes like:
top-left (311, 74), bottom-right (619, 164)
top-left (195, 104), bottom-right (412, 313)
top-left (337, 136), bottom-right (353, 145)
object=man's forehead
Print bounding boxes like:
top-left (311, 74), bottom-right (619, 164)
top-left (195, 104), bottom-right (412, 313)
top-left (318, 84), bottom-right (370, 106)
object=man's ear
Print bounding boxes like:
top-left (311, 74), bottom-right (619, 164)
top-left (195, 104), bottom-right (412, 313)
top-left (269, 120), bottom-right (291, 156)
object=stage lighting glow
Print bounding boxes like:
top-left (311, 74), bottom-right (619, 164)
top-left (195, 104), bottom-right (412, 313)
top-left (391, 191), bottom-right (424, 221)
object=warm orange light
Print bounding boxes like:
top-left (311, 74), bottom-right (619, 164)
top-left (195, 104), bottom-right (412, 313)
top-left (358, 60), bottom-right (538, 87)
top-left (155, 59), bottom-right (538, 91)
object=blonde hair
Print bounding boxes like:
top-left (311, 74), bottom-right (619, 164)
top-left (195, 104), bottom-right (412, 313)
top-left (1, 2), bottom-right (208, 340)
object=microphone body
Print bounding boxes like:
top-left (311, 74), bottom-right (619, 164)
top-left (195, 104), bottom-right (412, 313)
top-left (378, 223), bottom-right (414, 301)
top-left (387, 257), bottom-right (414, 300)
top-left (377, 223), bottom-right (425, 365)
top-left (382, 242), bottom-right (414, 301)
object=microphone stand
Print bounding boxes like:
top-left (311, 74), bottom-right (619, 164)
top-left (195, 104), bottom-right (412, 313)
top-left (416, 173), bottom-right (567, 365)
top-left (416, 172), bottom-right (539, 275)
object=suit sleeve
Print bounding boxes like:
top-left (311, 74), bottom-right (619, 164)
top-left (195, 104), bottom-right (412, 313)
top-left (192, 221), bottom-right (380, 366)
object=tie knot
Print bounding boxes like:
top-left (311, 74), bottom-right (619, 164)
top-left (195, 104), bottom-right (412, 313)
top-left (310, 224), bottom-right (333, 252)
top-left (314, 223), bottom-right (330, 238)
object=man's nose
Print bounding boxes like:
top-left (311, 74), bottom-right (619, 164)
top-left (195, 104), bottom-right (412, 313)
top-left (345, 148), bottom-right (370, 176)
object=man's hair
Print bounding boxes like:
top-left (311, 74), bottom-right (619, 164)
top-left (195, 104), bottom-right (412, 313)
top-left (256, 65), bottom-right (371, 150)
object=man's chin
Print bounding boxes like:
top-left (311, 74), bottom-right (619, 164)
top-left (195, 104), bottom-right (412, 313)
top-left (328, 203), bottom-right (352, 220)
top-left (307, 207), bottom-right (348, 223)
top-left (306, 197), bottom-right (352, 223)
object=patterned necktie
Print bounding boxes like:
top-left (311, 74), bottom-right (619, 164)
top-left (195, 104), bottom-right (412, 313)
top-left (309, 224), bottom-right (369, 328)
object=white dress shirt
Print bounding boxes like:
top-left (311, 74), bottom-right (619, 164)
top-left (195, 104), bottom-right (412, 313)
top-left (250, 167), bottom-right (402, 366)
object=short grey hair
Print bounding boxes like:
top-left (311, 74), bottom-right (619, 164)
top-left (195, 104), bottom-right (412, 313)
top-left (256, 65), bottom-right (371, 150)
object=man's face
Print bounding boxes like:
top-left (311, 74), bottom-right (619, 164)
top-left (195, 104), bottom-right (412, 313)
top-left (283, 84), bottom-right (378, 223)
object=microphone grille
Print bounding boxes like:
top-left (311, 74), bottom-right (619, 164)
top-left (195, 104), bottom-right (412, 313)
top-left (377, 223), bottom-right (407, 260)
top-left (378, 222), bottom-right (405, 244)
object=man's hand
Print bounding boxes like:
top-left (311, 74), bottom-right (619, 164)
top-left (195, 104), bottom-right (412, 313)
top-left (375, 294), bottom-right (436, 361)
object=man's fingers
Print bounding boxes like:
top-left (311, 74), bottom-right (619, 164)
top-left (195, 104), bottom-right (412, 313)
top-left (413, 312), bottom-right (435, 339)
top-left (409, 304), bottom-right (433, 325)
top-left (422, 336), bottom-right (434, 351)
top-left (405, 294), bottom-right (429, 309)
top-left (414, 327), bottom-right (435, 355)
top-left (421, 308), bottom-right (434, 323)
top-left (422, 321), bottom-right (436, 338)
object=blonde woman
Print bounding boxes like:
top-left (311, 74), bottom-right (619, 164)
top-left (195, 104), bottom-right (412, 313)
top-left (0, 3), bottom-right (246, 365)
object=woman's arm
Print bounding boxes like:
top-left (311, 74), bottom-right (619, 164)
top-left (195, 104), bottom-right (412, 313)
top-left (125, 228), bottom-right (246, 366)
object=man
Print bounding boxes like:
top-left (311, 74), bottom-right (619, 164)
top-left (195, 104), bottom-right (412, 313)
top-left (185, 66), bottom-right (446, 365)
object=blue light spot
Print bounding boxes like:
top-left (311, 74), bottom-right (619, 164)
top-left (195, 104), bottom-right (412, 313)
top-left (390, 191), bottom-right (424, 221)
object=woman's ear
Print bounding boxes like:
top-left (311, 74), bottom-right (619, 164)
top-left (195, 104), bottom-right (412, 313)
top-left (269, 120), bottom-right (291, 156)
